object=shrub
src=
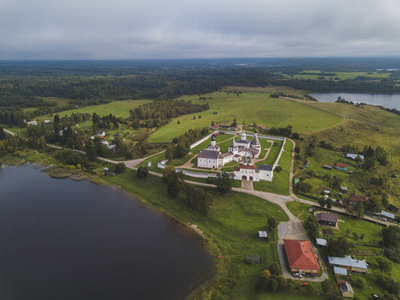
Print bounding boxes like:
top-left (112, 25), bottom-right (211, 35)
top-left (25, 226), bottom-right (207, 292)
top-left (352, 277), bottom-right (366, 288)
top-left (137, 166), bottom-right (148, 179)
top-left (115, 163), bottom-right (126, 174)
top-left (269, 262), bottom-right (280, 276)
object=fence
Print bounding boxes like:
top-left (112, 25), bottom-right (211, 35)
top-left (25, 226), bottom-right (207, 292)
top-left (189, 131), bottom-right (217, 149)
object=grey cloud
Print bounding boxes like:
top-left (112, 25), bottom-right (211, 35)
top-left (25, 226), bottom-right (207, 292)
top-left (0, 0), bottom-right (400, 59)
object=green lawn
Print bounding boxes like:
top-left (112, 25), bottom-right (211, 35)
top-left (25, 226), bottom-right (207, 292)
top-left (256, 140), bottom-right (283, 166)
top-left (149, 92), bottom-right (342, 143)
top-left (253, 140), bottom-right (293, 195)
top-left (331, 215), bottom-right (383, 247)
top-left (286, 201), bottom-right (312, 222)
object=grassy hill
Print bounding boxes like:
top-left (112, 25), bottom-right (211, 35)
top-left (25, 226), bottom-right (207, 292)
top-left (149, 91), bottom-right (342, 143)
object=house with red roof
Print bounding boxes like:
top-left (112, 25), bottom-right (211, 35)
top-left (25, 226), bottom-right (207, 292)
top-left (333, 162), bottom-right (347, 171)
top-left (348, 193), bottom-right (368, 206)
top-left (283, 239), bottom-right (320, 275)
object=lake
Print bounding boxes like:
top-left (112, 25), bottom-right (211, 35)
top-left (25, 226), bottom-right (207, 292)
top-left (310, 92), bottom-right (400, 110)
top-left (0, 165), bottom-right (214, 300)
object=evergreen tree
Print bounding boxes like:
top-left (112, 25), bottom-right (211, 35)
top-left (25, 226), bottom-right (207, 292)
top-left (0, 127), bottom-right (5, 140)
top-left (216, 172), bottom-right (232, 195)
top-left (85, 139), bottom-right (97, 161)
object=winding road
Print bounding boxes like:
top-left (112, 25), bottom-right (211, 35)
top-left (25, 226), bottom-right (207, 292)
top-left (6, 127), bottom-right (389, 280)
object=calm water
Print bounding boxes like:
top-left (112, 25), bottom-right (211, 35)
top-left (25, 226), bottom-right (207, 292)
top-left (0, 165), bottom-right (214, 300)
top-left (310, 92), bottom-right (400, 110)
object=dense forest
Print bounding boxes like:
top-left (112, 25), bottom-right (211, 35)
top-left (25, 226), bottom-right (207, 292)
top-left (2, 58), bottom-right (400, 127)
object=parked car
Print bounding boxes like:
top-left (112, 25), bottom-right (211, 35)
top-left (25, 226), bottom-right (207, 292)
top-left (293, 273), bottom-right (302, 278)
top-left (379, 216), bottom-right (387, 221)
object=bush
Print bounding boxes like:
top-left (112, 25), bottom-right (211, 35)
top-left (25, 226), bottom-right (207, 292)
top-left (352, 277), bottom-right (366, 288)
top-left (206, 177), bottom-right (217, 184)
top-left (274, 166), bottom-right (282, 172)
top-left (295, 154), bottom-right (302, 160)
top-left (269, 262), bottom-right (280, 276)
top-left (268, 278), bottom-right (279, 292)
top-left (115, 163), bottom-right (127, 174)
top-left (258, 275), bottom-right (270, 290)
top-left (137, 166), bottom-right (148, 179)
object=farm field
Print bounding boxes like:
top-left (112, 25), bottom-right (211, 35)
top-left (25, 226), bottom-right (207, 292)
top-left (149, 92), bottom-right (343, 143)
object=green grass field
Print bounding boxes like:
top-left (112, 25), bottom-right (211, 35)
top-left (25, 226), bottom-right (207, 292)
top-left (253, 140), bottom-right (293, 195)
top-left (256, 140), bottom-right (283, 166)
top-left (149, 92), bottom-right (342, 143)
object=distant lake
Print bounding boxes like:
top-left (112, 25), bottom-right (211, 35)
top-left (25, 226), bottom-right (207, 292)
top-left (310, 93), bottom-right (400, 110)
top-left (0, 165), bottom-right (214, 300)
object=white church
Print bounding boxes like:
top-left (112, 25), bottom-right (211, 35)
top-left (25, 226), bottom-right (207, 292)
top-left (197, 131), bottom-right (261, 169)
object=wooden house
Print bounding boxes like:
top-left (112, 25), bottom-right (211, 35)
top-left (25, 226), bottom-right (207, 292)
top-left (333, 162), bottom-right (347, 171)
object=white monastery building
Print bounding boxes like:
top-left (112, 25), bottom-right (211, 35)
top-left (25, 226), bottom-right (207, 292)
top-left (197, 131), bottom-right (261, 169)
top-left (197, 131), bottom-right (274, 181)
top-left (233, 157), bottom-right (273, 182)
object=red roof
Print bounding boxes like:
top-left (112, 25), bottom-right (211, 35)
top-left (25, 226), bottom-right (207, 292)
top-left (333, 162), bottom-right (347, 168)
top-left (349, 193), bottom-right (368, 202)
top-left (239, 164), bottom-right (257, 170)
top-left (284, 239), bottom-right (320, 271)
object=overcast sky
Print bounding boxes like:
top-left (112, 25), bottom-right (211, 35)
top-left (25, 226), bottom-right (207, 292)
top-left (1, 0), bottom-right (400, 60)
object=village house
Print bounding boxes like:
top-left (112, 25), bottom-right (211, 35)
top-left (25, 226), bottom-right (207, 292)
top-left (316, 238), bottom-right (327, 247)
top-left (283, 239), bottom-right (320, 275)
top-left (333, 162), bottom-right (347, 171)
top-left (346, 153), bottom-right (364, 161)
top-left (258, 231), bottom-right (268, 239)
top-left (348, 193), bottom-right (368, 206)
top-left (381, 210), bottom-right (395, 220)
top-left (328, 256), bottom-right (368, 273)
top-left (316, 212), bottom-right (338, 227)
top-left (339, 281), bottom-right (355, 298)
top-left (246, 255), bottom-right (261, 264)
top-left (96, 131), bottom-right (106, 137)
top-left (334, 266), bottom-right (348, 277)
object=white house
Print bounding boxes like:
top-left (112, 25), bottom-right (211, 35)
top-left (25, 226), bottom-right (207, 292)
top-left (27, 121), bottom-right (37, 126)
